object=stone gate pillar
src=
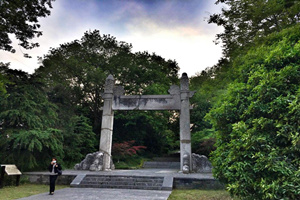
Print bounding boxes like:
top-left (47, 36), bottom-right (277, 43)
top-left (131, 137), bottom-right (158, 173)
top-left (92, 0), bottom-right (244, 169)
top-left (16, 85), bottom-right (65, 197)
top-left (99, 75), bottom-right (115, 170)
top-left (180, 73), bottom-right (192, 173)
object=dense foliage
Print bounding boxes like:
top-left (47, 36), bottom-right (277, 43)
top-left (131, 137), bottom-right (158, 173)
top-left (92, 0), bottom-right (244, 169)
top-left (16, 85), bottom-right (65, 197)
top-left (35, 30), bottom-right (180, 158)
top-left (0, 64), bottom-right (63, 171)
top-left (208, 25), bottom-right (300, 200)
top-left (1, 5), bottom-right (299, 199)
top-left (0, 27), bottom-right (180, 170)
top-left (187, 1), bottom-right (300, 199)
top-left (209, 0), bottom-right (300, 58)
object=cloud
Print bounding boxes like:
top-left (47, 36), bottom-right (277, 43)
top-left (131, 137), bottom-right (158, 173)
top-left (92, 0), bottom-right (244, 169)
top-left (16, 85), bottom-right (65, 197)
top-left (0, 0), bottom-right (223, 75)
top-left (121, 21), bottom-right (222, 76)
top-left (115, 0), bottom-right (223, 75)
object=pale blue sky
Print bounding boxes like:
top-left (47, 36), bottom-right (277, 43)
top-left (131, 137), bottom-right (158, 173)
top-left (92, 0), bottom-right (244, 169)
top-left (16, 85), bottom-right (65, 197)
top-left (0, 0), bottom-right (223, 76)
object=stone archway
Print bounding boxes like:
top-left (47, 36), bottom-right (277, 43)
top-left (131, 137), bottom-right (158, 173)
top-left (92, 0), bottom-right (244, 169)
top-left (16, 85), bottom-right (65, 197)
top-left (99, 73), bottom-right (195, 173)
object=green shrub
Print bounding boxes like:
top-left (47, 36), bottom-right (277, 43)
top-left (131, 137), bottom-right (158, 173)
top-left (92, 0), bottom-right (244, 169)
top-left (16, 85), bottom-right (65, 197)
top-left (192, 128), bottom-right (216, 157)
top-left (207, 25), bottom-right (300, 199)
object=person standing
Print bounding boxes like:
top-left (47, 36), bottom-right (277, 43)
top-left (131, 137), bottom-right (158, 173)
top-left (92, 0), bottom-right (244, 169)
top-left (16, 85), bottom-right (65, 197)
top-left (48, 157), bottom-right (62, 195)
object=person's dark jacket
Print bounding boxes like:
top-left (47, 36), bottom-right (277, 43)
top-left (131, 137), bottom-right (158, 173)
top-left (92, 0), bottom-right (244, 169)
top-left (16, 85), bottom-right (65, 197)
top-left (48, 163), bottom-right (62, 175)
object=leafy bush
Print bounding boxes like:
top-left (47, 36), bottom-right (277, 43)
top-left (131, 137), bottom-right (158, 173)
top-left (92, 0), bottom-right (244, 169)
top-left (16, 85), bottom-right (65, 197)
top-left (192, 129), bottom-right (216, 157)
top-left (112, 140), bottom-right (146, 163)
top-left (207, 25), bottom-right (300, 199)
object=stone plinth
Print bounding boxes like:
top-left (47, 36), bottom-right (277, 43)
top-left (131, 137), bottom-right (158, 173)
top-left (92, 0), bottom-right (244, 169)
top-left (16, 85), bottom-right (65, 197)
top-left (191, 154), bottom-right (213, 173)
top-left (74, 151), bottom-right (115, 171)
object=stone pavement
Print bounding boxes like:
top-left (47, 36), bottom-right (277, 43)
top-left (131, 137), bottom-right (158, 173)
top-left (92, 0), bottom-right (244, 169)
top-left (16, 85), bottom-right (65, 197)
top-left (25, 168), bottom-right (214, 179)
top-left (17, 188), bottom-right (172, 200)
top-left (20, 168), bottom-right (216, 200)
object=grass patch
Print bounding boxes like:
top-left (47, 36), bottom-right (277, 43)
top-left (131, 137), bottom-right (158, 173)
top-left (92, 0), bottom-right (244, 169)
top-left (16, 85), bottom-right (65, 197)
top-left (0, 184), bottom-right (68, 200)
top-left (0, 184), bottom-right (238, 200)
top-left (168, 189), bottom-right (238, 200)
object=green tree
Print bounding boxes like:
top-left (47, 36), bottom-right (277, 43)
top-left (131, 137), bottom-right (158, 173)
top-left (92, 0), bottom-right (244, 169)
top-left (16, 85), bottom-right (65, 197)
top-left (0, 65), bottom-right (63, 171)
top-left (0, 0), bottom-right (54, 55)
top-left (0, 63), bottom-right (10, 96)
top-left (62, 115), bottom-right (97, 167)
top-left (189, 67), bottom-right (229, 157)
top-left (209, 0), bottom-right (300, 58)
top-left (207, 25), bottom-right (300, 200)
top-left (35, 30), bottom-right (179, 157)
top-left (191, 0), bottom-right (300, 159)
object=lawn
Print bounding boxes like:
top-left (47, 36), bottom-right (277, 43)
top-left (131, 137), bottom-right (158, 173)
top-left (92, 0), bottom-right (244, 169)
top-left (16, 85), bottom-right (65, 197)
top-left (168, 189), bottom-right (238, 200)
top-left (0, 184), bottom-right (68, 200)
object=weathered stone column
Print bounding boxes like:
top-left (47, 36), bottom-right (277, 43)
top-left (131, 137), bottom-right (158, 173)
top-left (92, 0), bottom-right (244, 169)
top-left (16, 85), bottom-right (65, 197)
top-left (180, 73), bottom-right (192, 173)
top-left (99, 75), bottom-right (114, 170)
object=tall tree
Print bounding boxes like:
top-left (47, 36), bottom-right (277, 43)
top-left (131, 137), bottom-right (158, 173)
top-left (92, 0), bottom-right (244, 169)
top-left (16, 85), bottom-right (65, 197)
top-left (35, 30), bottom-right (179, 156)
top-left (187, 1), bottom-right (300, 198)
top-left (207, 24), bottom-right (300, 200)
top-left (0, 0), bottom-right (54, 54)
top-left (0, 64), bottom-right (63, 171)
top-left (209, 0), bottom-right (300, 58)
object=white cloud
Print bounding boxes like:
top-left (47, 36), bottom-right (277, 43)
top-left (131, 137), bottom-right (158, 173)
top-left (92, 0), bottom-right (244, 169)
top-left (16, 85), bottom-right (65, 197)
top-left (0, 0), bottom-right (223, 76)
top-left (120, 20), bottom-right (222, 76)
top-left (117, 7), bottom-right (223, 76)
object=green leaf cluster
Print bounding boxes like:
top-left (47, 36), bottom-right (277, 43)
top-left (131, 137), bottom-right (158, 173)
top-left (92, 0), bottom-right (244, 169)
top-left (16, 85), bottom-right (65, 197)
top-left (189, 66), bottom-right (230, 157)
top-left (0, 65), bottom-right (63, 171)
top-left (114, 110), bottom-right (179, 155)
top-left (62, 115), bottom-right (97, 167)
top-left (207, 25), bottom-right (300, 199)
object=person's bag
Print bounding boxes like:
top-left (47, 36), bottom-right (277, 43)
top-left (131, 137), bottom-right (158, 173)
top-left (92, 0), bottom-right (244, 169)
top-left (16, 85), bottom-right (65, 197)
top-left (57, 169), bottom-right (62, 176)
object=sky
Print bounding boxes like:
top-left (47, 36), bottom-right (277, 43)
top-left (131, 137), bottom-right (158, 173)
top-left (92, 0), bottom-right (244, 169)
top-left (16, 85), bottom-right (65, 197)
top-left (0, 0), bottom-right (224, 77)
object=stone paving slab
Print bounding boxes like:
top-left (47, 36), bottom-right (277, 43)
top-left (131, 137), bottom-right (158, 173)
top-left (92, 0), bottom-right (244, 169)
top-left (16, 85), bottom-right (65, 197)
top-left (17, 188), bottom-right (172, 200)
top-left (24, 168), bottom-right (214, 179)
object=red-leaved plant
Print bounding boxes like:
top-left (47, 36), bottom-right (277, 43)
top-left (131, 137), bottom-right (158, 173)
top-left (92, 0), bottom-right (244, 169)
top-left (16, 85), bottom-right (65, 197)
top-left (112, 140), bottom-right (146, 162)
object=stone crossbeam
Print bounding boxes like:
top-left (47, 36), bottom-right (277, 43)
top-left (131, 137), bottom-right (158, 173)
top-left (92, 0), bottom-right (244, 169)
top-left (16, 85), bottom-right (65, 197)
top-left (113, 95), bottom-right (180, 110)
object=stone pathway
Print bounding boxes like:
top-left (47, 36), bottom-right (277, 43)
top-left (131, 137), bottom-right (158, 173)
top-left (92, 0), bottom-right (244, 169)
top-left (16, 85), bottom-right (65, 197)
top-left (17, 188), bottom-right (172, 200)
top-left (20, 168), bottom-right (217, 200)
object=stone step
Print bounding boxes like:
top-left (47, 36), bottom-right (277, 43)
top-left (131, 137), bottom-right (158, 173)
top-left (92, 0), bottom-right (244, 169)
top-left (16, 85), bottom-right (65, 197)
top-left (78, 184), bottom-right (162, 190)
top-left (80, 182), bottom-right (163, 187)
top-left (153, 157), bottom-right (180, 162)
top-left (80, 180), bottom-right (163, 186)
top-left (82, 176), bottom-right (163, 182)
top-left (80, 181), bottom-right (163, 186)
top-left (143, 161), bottom-right (180, 169)
top-left (71, 175), bottom-right (168, 190)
